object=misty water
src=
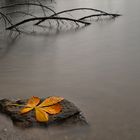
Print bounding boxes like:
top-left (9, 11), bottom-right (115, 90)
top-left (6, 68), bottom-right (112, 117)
top-left (0, 0), bottom-right (140, 140)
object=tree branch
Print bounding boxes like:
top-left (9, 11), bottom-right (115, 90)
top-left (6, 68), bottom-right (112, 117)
top-left (79, 13), bottom-right (121, 20)
top-left (35, 7), bottom-right (109, 25)
top-left (0, 2), bottom-right (55, 14)
top-left (6, 16), bottom-right (90, 30)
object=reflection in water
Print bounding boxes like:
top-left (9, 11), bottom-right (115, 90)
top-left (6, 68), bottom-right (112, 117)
top-left (0, 0), bottom-right (120, 36)
top-left (0, 30), bottom-right (20, 58)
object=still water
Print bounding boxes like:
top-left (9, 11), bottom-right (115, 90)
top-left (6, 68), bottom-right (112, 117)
top-left (0, 0), bottom-right (140, 139)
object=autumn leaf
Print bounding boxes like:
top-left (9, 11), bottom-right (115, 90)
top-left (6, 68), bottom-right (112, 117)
top-left (20, 96), bottom-right (64, 122)
top-left (35, 107), bottom-right (49, 122)
top-left (38, 96), bottom-right (64, 107)
top-left (41, 103), bottom-right (62, 114)
top-left (20, 96), bottom-right (40, 114)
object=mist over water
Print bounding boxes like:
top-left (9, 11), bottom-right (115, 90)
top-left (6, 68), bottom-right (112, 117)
top-left (0, 0), bottom-right (140, 139)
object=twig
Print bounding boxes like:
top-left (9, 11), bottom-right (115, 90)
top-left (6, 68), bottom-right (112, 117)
top-left (0, 11), bottom-right (20, 33)
top-left (6, 11), bottom-right (37, 18)
top-left (79, 13), bottom-right (121, 20)
top-left (35, 0), bottom-right (47, 16)
top-left (35, 7), bottom-right (109, 25)
top-left (0, 2), bottom-right (55, 14)
top-left (6, 16), bottom-right (90, 30)
top-left (0, 12), bottom-right (7, 28)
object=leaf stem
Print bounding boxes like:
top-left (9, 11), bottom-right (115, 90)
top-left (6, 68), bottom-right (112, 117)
top-left (8, 103), bottom-right (25, 107)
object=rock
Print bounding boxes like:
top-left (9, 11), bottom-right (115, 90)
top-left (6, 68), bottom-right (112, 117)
top-left (0, 98), bottom-right (88, 128)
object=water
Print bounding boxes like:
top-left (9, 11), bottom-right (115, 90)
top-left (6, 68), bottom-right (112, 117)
top-left (0, 0), bottom-right (140, 139)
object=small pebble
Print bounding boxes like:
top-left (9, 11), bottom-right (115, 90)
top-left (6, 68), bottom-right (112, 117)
top-left (3, 128), bottom-right (7, 132)
top-left (64, 135), bottom-right (68, 140)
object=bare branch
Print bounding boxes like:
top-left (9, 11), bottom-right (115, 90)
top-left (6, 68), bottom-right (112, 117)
top-left (6, 16), bottom-right (90, 30)
top-left (0, 1), bottom-right (121, 34)
top-left (35, 7), bottom-right (109, 25)
top-left (35, 0), bottom-right (47, 16)
top-left (0, 11), bottom-right (20, 33)
top-left (79, 13), bottom-right (121, 20)
top-left (6, 11), bottom-right (37, 18)
top-left (0, 2), bottom-right (55, 14)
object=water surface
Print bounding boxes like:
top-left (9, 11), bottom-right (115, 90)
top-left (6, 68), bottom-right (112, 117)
top-left (0, 0), bottom-right (140, 139)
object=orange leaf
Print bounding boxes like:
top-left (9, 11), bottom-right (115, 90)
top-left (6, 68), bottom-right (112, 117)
top-left (20, 96), bottom-right (64, 122)
top-left (35, 107), bottom-right (49, 122)
top-left (20, 107), bottom-right (33, 114)
top-left (38, 96), bottom-right (64, 107)
top-left (25, 96), bottom-right (40, 108)
top-left (41, 103), bottom-right (62, 114)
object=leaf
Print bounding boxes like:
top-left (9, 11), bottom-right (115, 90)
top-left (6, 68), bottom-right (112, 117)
top-left (41, 103), bottom-right (62, 114)
top-left (38, 96), bottom-right (64, 107)
top-left (20, 96), bottom-right (40, 114)
top-left (25, 96), bottom-right (40, 108)
top-left (20, 96), bottom-right (64, 122)
top-left (20, 107), bottom-right (33, 114)
top-left (35, 107), bottom-right (49, 122)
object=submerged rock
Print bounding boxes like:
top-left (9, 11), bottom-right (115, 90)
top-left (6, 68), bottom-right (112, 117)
top-left (0, 98), bottom-right (88, 128)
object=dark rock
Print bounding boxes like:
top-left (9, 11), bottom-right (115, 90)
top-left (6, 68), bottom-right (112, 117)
top-left (0, 98), bottom-right (88, 128)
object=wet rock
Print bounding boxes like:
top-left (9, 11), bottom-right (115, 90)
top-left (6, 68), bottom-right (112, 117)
top-left (0, 98), bottom-right (88, 128)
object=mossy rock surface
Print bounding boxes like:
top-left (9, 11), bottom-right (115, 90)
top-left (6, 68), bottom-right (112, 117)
top-left (0, 98), bottom-right (87, 128)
